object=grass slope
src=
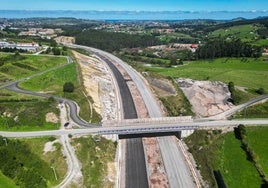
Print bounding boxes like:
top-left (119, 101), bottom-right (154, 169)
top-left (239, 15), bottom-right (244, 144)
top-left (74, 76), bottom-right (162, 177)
top-left (19, 62), bottom-right (101, 123)
top-left (246, 127), bottom-right (268, 177)
top-left (0, 89), bottom-right (59, 131)
top-left (72, 136), bottom-right (116, 187)
top-left (185, 130), bottom-right (263, 187)
top-left (0, 136), bottom-right (60, 188)
top-left (213, 132), bottom-right (262, 188)
top-left (21, 137), bottom-right (67, 187)
top-left (0, 53), bottom-right (66, 85)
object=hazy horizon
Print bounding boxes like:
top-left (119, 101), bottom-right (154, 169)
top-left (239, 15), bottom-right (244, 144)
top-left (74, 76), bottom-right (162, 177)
top-left (0, 10), bottom-right (267, 20)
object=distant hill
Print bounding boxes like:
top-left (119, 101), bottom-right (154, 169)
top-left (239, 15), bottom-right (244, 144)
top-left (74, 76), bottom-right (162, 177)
top-left (231, 17), bottom-right (246, 22)
top-left (203, 16), bottom-right (268, 32)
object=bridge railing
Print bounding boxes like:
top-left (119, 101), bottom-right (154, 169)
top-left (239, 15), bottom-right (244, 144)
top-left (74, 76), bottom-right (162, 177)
top-left (103, 116), bottom-right (193, 127)
top-left (98, 125), bottom-right (199, 135)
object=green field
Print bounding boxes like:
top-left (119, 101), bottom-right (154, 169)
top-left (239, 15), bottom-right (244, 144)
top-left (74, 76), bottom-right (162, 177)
top-left (185, 129), bottom-right (264, 187)
top-left (19, 62), bottom-right (101, 123)
top-left (0, 53), bottom-right (67, 86)
top-left (72, 136), bottom-right (117, 187)
top-left (0, 89), bottom-right (59, 131)
top-left (145, 58), bottom-right (268, 92)
top-left (19, 63), bottom-right (76, 93)
top-left (213, 132), bottom-right (262, 188)
top-left (210, 24), bottom-right (258, 41)
top-left (246, 127), bottom-right (268, 177)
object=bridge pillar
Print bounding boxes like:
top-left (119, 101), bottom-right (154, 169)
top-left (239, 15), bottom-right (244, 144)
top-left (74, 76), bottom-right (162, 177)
top-left (102, 134), bottom-right (118, 141)
top-left (180, 130), bottom-right (194, 138)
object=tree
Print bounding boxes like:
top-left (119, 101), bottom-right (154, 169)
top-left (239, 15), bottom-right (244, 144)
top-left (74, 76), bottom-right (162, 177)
top-left (234, 124), bottom-right (246, 140)
top-left (62, 46), bottom-right (67, 51)
top-left (63, 82), bottom-right (74, 93)
top-left (228, 82), bottom-right (235, 93)
top-left (256, 88), bottom-right (265, 95)
top-left (52, 47), bottom-right (61, 56)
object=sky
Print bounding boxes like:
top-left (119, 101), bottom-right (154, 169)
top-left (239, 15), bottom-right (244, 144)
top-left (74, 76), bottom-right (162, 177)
top-left (1, 0), bottom-right (268, 11)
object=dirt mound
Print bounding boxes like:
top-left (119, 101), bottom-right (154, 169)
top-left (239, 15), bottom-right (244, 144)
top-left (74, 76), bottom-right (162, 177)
top-left (176, 78), bottom-right (233, 117)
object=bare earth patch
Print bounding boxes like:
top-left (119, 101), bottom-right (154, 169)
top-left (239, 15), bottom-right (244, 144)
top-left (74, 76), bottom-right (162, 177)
top-left (143, 138), bottom-right (169, 188)
top-left (54, 36), bottom-right (75, 44)
top-left (45, 112), bottom-right (59, 123)
top-left (146, 76), bottom-right (176, 97)
top-left (127, 81), bottom-right (148, 118)
top-left (107, 162), bottom-right (117, 183)
top-left (176, 78), bottom-right (233, 117)
top-left (72, 51), bottom-right (117, 121)
top-left (43, 139), bottom-right (59, 154)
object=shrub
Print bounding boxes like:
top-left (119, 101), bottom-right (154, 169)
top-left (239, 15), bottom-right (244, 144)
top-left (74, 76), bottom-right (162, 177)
top-left (256, 88), bottom-right (265, 95)
top-left (63, 82), bottom-right (74, 93)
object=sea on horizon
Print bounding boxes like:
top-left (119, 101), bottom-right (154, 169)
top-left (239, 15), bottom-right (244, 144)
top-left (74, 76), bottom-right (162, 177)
top-left (0, 10), bottom-right (267, 20)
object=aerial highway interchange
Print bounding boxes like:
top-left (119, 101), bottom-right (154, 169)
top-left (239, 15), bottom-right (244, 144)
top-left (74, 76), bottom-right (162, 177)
top-left (1, 44), bottom-right (268, 188)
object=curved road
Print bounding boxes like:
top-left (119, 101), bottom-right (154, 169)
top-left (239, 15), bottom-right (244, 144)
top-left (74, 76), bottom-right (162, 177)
top-left (5, 82), bottom-right (96, 127)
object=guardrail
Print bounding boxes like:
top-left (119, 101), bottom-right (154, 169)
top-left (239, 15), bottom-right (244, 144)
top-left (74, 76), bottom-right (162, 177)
top-left (98, 125), bottom-right (199, 135)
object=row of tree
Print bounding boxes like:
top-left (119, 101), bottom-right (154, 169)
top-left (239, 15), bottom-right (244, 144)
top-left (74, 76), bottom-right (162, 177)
top-left (196, 39), bottom-right (262, 59)
top-left (234, 125), bottom-right (268, 187)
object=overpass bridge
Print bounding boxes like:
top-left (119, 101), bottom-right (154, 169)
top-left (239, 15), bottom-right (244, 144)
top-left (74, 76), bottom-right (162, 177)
top-left (1, 118), bottom-right (268, 138)
top-left (101, 116), bottom-right (196, 137)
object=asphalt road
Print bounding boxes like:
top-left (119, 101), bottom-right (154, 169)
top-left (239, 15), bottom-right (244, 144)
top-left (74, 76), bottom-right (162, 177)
top-left (5, 82), bottom-right (93, 127)
top-left (75, 44), bottom-right (196, 187)
top-left (95, 51), bottom-right (148, 188)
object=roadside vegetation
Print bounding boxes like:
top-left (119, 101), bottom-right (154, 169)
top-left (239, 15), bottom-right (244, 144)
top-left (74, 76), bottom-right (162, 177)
top-left (0, 52), bottom-right (66, 86)
top-left (19, 59), bottom-right (101, 123)
top-left (0, 89), bottom-right (59, 131)
top-left (185, 126), bottom-right (268, 188)
top-left (72, 136), bottom-right (117, 187)
top-left (0, 136), bottom-right (64, 188)
top-left (231, 102), bottom-right (268, 119)
top-left (159, 78), bottom-right (193, 116)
